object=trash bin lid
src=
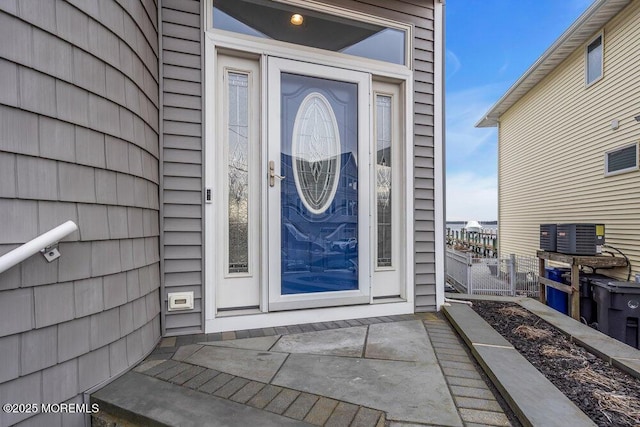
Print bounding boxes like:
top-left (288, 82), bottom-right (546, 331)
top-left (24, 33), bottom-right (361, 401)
top-left (591, 279), bottom-right (640, 293)
top-left (580, 273), bottom-right (613, 284)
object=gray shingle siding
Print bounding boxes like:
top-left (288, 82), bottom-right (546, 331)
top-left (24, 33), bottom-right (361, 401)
top-left (0, 1), bottom-right (160, 425)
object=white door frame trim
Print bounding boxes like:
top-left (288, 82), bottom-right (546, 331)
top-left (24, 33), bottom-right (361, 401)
top-left (204, 28), bottom-right (416, 333)
top-left (434, 0), bottom-right (446, 309)
top-left (206, 300), bottom-right (415, 333)
top-left (204, 36), bottom-right (217, 324)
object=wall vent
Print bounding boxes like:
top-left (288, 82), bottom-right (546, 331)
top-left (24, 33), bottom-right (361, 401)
top-left (605, 143), bottom-right (638, 176)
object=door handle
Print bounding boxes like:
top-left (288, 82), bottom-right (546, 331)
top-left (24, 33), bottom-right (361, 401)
top-left (269, 160), bottom-right (285, 187)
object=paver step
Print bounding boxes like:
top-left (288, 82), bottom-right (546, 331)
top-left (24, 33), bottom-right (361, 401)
top-left (91, 360), bottom-right (386, 427)
top-left (423, 318), bottom-right (513, 427)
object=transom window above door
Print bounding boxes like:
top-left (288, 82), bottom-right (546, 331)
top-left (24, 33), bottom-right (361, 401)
top-left (212, 0), bottom-right (408, 65)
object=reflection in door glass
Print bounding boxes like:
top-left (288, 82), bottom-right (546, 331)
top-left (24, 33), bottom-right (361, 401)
top-left (281, 73), bottom-right (359, 294)
top-left (227, 72), bottom-right (250, 273)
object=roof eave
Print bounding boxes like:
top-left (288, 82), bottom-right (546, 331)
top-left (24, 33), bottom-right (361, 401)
top-left (474, 0), bottom-right (631, 129)
top-left (476, 115), bottom-right (499, 128)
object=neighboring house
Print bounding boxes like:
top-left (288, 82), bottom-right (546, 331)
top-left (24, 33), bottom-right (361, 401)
top-left (477, 0), bottom-right (639, 281)
top-left (0, 0), bottom-right (444, 425)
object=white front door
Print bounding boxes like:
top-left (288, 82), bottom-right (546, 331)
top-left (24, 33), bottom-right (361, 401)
top-left (213, 54), bottom-right (406, 314)
top-left (267, 58), bottom-right (372, 311)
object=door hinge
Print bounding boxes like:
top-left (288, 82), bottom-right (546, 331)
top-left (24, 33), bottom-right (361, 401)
top-left (205, 187), bottom-right (213, 203)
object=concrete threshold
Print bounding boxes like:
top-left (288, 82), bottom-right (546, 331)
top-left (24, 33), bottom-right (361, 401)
top-left (442, 303), bottom-right (596, 427)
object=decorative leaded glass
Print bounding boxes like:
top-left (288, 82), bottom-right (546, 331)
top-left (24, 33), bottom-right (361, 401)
top-left (228, 72), bottom-right (249, 273)
top-left (376, 95), bottom-right (392, 267)
top-left (291, 92), bottom-right (341, 215)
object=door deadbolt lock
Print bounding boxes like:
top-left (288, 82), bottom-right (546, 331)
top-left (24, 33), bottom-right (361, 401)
top-left (269, 160), bottom-right (285, 187)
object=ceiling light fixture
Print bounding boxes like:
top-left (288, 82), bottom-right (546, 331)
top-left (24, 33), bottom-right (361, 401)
top-left (290, 14), bottom-right (304, 26)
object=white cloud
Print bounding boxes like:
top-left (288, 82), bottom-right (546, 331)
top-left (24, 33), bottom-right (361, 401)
top-left (446, 172), bottom-right (497, 221)
top-left (498, 60), bottom-right (510, 76)
top-left (446, 84), bottom-right (501, 158)
top-left (446, 50), bottom-right (461, 78)
top-left (445, 84), bottom-right (506, 221)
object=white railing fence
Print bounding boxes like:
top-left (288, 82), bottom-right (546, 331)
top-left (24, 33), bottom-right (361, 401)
top-left (446, 249), bottom-right (471, 293)
top-left (446, 249), bottom-right (539, 297)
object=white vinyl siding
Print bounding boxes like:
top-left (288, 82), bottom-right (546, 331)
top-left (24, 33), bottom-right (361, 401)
top-left (498, 0), bottom-right (640, 281)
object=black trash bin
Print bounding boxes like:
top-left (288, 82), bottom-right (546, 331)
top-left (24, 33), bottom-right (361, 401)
top-left (578, 273), bottom-right (611, 325)
top-left (591, 279), bottom-right (640, 349)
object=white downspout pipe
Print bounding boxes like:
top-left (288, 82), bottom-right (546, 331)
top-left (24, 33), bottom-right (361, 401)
top-left (434, 0), bottom-right (446, 310)
top-left (0, 221), bottom-right (78, 274)
top-left (444, 297), bottom-right (473, 306)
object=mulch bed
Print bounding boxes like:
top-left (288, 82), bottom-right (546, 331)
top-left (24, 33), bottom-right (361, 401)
top-left (472, 300), bottom-right (640, 427)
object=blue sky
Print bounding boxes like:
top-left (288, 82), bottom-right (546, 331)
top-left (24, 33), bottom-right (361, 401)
top-left (445, 0), bottom-right (594, 221)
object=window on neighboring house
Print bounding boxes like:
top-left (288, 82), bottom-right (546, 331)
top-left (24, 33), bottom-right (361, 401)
top-left (605, 142), bottom-right (638, 176)
top-left (586, 33), bottom-right (603, 85)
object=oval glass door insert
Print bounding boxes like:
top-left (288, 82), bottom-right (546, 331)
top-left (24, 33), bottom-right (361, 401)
top-left (291, 92), bottom-right (341, 214)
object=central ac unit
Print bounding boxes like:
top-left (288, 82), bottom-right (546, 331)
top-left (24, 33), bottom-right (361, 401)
top-left (557, 224), bottom-right (605, 256)
top-left (540, 224), bottom-right (557, 251)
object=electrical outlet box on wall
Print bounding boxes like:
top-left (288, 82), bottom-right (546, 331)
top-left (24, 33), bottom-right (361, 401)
top-left (168, 292), bottom-right (194, 311)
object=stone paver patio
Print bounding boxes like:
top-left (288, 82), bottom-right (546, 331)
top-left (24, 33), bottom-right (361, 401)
top-left (92, 313), bottom-right (512, 426)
